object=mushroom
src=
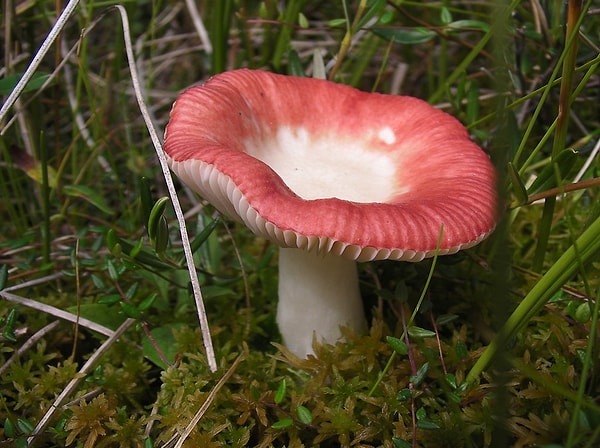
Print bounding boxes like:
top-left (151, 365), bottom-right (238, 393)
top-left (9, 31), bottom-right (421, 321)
top-left (163, 69), bottom-right (496, 358)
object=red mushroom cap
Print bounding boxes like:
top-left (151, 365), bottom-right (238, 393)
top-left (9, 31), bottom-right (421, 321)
top-left (164, 69), bottom-right (496, 262)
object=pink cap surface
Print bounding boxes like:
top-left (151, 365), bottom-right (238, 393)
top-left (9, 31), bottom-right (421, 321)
top-left (164, 69), bottom-right (496, 262)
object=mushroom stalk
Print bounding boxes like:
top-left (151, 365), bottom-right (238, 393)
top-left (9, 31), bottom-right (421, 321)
top-left (276, 247), bottom-right (367, 357)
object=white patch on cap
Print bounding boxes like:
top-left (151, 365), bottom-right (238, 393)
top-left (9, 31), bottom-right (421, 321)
top-left (245, 126), bottom-right (402, 203)
top-left (378, 126), bottom-right (396, 145)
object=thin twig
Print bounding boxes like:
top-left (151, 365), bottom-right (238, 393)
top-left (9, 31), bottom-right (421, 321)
top-left (113, 4), bottom-right (217, 372)
top-left (512, 177), bottom-right (600, 208)
top-left (573, 137), bottom-right (600, 183)
top-left (1, 272), bottom-right (64, 291)
top-left (184, 0), bottom-right (213, 53)
top-left (1, 290), bottom-right (115, 337)
top-left (0, 0), bottom-right (81, 123)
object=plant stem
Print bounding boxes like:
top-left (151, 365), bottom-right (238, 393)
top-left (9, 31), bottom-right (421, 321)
top-left (328, 0), bottom-right (367, 80)
top-left (467, 213), bottom-right (600, 384)
top-left (532, 0), bottom-right (584, 271)
top-left (271, 0), bottom-right (305, 70)
top-left (211, 0), bottom-right (233, 74)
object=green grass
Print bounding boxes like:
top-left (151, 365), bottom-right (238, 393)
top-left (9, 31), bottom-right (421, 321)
top-left (1, 1), bottom-right (599, 446)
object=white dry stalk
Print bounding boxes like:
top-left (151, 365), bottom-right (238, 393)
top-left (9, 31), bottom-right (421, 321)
top-left (0, 0), bottom-right (80, 123)
top-left (1, 15), bottom-right (86, 137)
top-left (390, 62), bottom-right (409, 96)
top-left (1, 2), bottom-right (218, 372)
top-left (184, 0), bottom-right (213, 54)
top-left (1, 272), bottom-right (64, 289)
top-left (114, 5), bottom-right (217, 372)
top-left (573, 137), bottom-right (600, 183)
top-left (312, 49), bottom-right (326, 79)
top-left (1, 290), bottom-right (116, 337)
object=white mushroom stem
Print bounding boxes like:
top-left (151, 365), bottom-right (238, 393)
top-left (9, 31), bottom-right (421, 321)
top-left (276, 247), bottom-right (367, 357)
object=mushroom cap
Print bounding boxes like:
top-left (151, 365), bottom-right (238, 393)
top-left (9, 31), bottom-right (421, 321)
top-left (164, 69), bottom-right (497, 263)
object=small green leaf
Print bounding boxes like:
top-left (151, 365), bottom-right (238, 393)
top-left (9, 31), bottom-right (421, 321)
top-left (271, 418), bottom-right (293, 429)
top-left (106, 229), bottom-right (119, 252)
top-left (567, 300), bottom-right (579, 318)
top-left (386, 336), bottom-right (408, 355)
top-left (120, 301), bottom-right (142, 319)
top-left (466, 80), bottom-right (480, 124)
top-left (147, 197), bottom-right (170, 241)
top-left (190, 217), bottom-right (220, 253)
top-left (138, 294), bottom-right (157, 312)
top-left (574, 302), bottom-right (592, 323)
top-left (296, 405), bottom-right (313, 424)
top-left (16, 418), bottom-right (34, 435)
top-left (63, 184), bottom-right (113, 215)
top-left (445, 373), bottom-right (457, 389)
top-left (358, 0), bottom-right (387, 28)
top-left (440, 7), bottom-right (452, 25)
top-left (125, 283), bottom-right (139, 300)
top-left (0, 264), bottom-right (8, 290)
top-left (97, 294), bottom-right (122, 305)
top-left (436, 313), bottom-right (458, 326)
top-left (372, 27), bottom-right (437, 44)
top-left (415, 408), bottom-right (441, 429)
top-left (298, 12), bottom-right (309, 28)
top-left (417, 419), bottom-right (440, 429)
top-left (4, 418), bottom-right (15, 437)
top-left (153, 215), bottom-right (170, 255)
top-left (455, 341), bottom-right (468, 359)
top-left (446, 19), bottom-right (490, 33)
top-left (106, 259), bottom-right (119, 281)
top-left (91, 274), bottom-right (106, 289)
top-left (410, 362), bottom-right (429, 386)
top-left (2, 309), bottom-right (18, 342)
top-left (67, 303), bottom-right (125, 330)
top-left (0, 72), bottom-right (52, 95)
top-left (274, 379), bottom-right (286, 404)
top-left (107, 231), bottom-right (175, 270)
top-left (53, 416), bottom-right (68, 433)
top-left (407, 326), bottom-right (436, 338)
top-left (392, 438), bottom-right (411, 448)
top-left (380, 11), bottom-right (394, 24)
top-left (396, 388), bottom-right (412, 401)
top-left (129, 238), bottom-right (144, 259)
top-left (258, 1), bottom-right (269, 19)
top-left (327, 18), bottom-right (346, 28)
top-left (508, 162), bottom-right (529, 205)
top-left (448, 391), bottom-right (461, 403)
top-left (287, 49), bottom-right (304, 77)
top-left (88, 365), bottom-right (104, 383)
